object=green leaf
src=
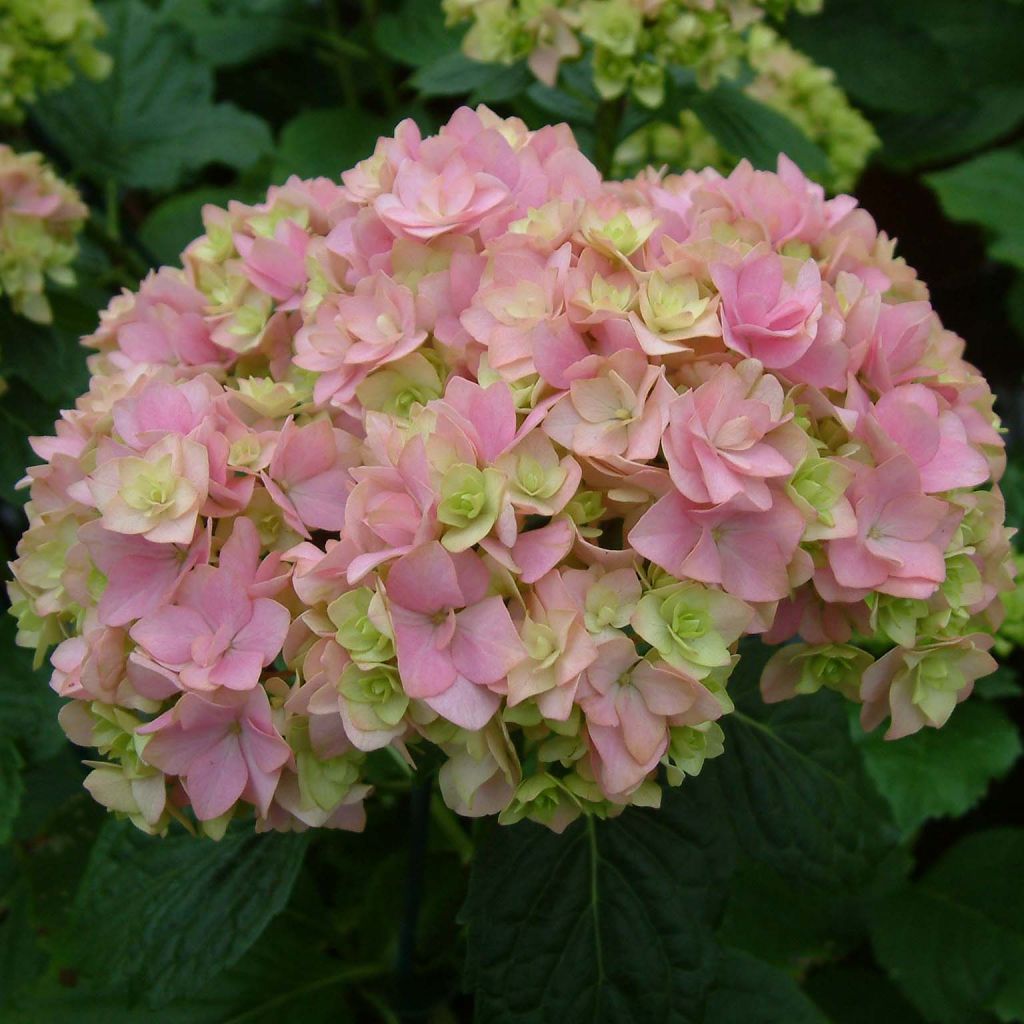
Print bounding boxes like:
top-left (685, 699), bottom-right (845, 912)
top-left (273, 108), bottom-right (391, 182)
top-left (804, 965), bottom-right (926, 1024)
top-left (974, 666), bottom-right (1023, 701)
top-left (870, 829), bottom-right (1024, 1023)
top-left (711, 644), bottom-right (900, 895)
top-left (0, 616), bottom-right (65, 760)
top-left (0, 300), bottom-right (90, 405)
top-left (61, 820), bottom-right (309, 1006)
top-left (463, 782), bottom-right (734, 1023)
top-left (855, 699), bottom-right (1021, 834)
top-left (139, 187), bottom-right (242, 267)
top-left (0, 739), bottom-right (24, 844)
top-left (411, 52), bottom-right (513, 98)
top-left (5, 912), bottom-right (361, 1023)
top-left (374, 0), bottom-right (461, 68)
top-left (0, 869), bottom-right (48, 1012)
top-left (926, 149), bottom-right (1024, 271)
top-left (470, 63), bottom-right (534, 104)
top-left (705, 948), bottom-right (827, 1024)
top-left (687, 81), bottom-right (831, 179)
top-left (33, 1), bottom-right (272, 191)
top-left (161, 0), bottom-right (309, 68)
top-left (786, 1), bottom-right (963, 115)
top-left (717, 858), bottom-right (856, 966)
top-left (526, 82), bottom-right (597, 125)
top-left (876, 87), bottom-right (1024, 170)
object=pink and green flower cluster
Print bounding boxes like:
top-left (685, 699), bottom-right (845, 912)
top-left (0, 145), bottom-right (88, 323)
top-left (444, 0), bottom-right (822, 107)
top-left (8, 106), bottom-right (1013, 837)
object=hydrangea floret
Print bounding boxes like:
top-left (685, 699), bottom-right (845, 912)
top-left (0, 145), bottom-right (88, 323)
top-left (9, 105), bottom-right (1013, 838)
top-left (0, 0), bottom-right (111, 122)
top-left (443, 0), bottom-right (823, 107)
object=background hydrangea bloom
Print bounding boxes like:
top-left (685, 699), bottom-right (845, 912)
top-left (0, 0), bottom-right (110, 122)
top-left (8, 105), bottom-right (1013, 838)
top-left (0, 145), bottom-right (88, 323)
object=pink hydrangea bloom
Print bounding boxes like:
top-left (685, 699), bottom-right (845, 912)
top-left (8, 107), bottom-right (1008, 836)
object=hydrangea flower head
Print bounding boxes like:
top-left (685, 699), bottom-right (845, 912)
top-left (9, 105), bottom-right (1011, 837)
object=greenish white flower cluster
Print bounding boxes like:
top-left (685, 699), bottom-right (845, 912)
top-left (0, 145), bottom-right (87, 323)
top-left (0, 0), bottom-right (111, 122)
top-left (616, 24), bottom-right (878, 191)
top-left (443, 0), bottom-right (822, 107)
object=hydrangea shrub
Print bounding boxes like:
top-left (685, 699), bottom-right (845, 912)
top-left (8, 106), bottom-right (1013, 838)
top-left (0, 145), bottom-right (88, 323)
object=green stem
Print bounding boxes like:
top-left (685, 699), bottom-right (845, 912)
top-left (324, 0), bottom-right (359, 106)
top-left (593, 96), bottom-right (627, 178)
top-left (430, 791), bottom-right (474, 864)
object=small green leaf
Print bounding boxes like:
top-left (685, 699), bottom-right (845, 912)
top-left (870, 829), bottom-right (1024, 1023)
top-left (705, 948), bottom-right (827, 1024)
top-left (34, 1), bottom-right (273, 191)
top-left (463, 782), bottom-right (734, 1023)
top-left (273, 108), bottom-right (391, 182)
top-left (926, 149), bottom-right (1024, 271)
top-left (855, 699), bottom-right (1021, 834)
top-left (61, 820), bottom-right (310, 1005)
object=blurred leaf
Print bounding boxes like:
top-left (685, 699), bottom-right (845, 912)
top-left (870, 828), bottom-right (1024, 1023)
top-left (804, 965), bottom-right (926, 1024)
top-left (161, 0), bottom-right (309, 68)
top-left (687, 80), bottom-right (831, 178)
top-left (0, 871), bottom-right (48, 1012)
top-left (273, 108), bottom-right (391, 182)
top-left (469, 63), bottom-right (534, 104)
top-left (61, 820), bottom-right (309, 1005)
top-left (20, 794), bottom-right (103, 939)
top-left (0, 616), bottom-right (65, 760)
top-left (855, 700), bottom-right (1021, 834)
top-left (787, 1), bottom-right (964, 114)
top-left (877, 87), bottom-right (1024, 170)
top-left (138, 187), bottom-right (241, 267)
top-left (411, 52), bottom-right (514, 97)
top-left (0, 301), bottom-right (89, 406)
top-left (0, 739), bottom-right (24, 844)
top-left (374, 0), bottom-right (460, 68)
top-left (34, 0), bottom-right (272, 191)
top-left (705, 948), bottom-right (827, 1024)
top-left (926, 148), bottom-right (1024, 270)
top-left (974, 665), bottom-right (1023, 700)
top-left (463, 782), bottom-right (734, 1023)
top-left (526, 82), bottom-right (596, 125)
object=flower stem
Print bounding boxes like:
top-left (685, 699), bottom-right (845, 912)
top-left (593, 96), bottom-right (626, 178)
